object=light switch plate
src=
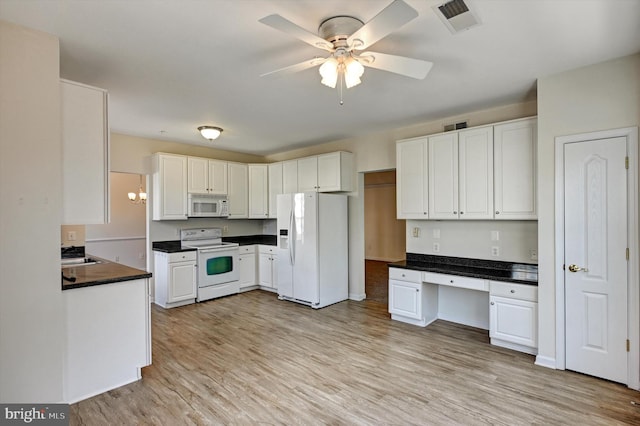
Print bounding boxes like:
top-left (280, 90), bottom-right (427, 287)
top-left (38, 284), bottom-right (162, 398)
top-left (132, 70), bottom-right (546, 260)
top-left (433, 229), bottom-right (441, 239)
top-left (491, 230), bottom-right (499, 241)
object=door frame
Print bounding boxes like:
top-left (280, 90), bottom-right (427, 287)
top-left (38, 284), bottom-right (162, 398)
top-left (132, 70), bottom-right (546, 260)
top-left (554, 126), bottom-right (639, 389)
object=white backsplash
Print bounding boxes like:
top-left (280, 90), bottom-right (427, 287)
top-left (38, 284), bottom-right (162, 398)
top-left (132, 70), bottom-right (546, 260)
top-left (405, 220), bottom-right (538, 264)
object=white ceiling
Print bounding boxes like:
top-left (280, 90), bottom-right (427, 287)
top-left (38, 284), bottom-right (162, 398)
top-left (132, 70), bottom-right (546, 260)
top-left (1, 0), bottom-right (639, 155)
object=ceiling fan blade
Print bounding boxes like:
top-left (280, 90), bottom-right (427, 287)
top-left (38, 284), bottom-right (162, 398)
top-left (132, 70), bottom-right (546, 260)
top-left (347, 0), bottom-right (418, 51)
top-left (359, 51), bottom-right (433, 80)
top-left (259, 14), bottom-right (334, 51)
top-left (260, 57), bottom-right (326, 78)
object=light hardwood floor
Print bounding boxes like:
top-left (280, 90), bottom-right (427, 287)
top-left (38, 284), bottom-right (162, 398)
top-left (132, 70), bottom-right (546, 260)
top-left (71, 291), bottom-right (640, 425)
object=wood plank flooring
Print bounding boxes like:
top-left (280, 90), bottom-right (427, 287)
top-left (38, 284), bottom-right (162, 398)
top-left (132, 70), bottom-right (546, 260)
top-left (70, 291), bottom-right (640, 425)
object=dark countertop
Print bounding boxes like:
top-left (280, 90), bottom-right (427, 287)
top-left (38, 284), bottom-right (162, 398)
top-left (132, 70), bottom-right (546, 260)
top-left (152, 235), bottom-right (276, 253)
top-left (389, 253), bottom-right (538, 286)
top-left (62, 257), bottom-right (152, 290)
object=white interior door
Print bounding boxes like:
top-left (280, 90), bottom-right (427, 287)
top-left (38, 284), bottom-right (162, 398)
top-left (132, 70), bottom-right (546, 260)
top-left (564, 136), bottom-right (628, 384)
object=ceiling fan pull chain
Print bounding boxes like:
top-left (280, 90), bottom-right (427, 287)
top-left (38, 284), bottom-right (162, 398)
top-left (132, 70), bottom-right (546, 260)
top-left (339, 71), bottom-right (344, 105)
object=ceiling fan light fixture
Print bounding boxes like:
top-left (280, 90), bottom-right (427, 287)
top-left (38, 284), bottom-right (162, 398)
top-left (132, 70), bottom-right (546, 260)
top-left (198, 126), bottom-right (223, 141)
top-left (344, 57), bottom-right (364, 88)
top-left (319, 58), bottom-right (339, 88)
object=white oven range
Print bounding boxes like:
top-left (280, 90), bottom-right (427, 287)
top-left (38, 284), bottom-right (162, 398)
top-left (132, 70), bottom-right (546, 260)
top-left (180, 228), bottom-right (239, 302)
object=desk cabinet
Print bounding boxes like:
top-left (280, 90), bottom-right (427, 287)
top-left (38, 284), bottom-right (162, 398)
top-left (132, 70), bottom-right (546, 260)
top-left (489, 281), bottom-right (538, 354)
top-left (388, 268), bottom-right (437, 327)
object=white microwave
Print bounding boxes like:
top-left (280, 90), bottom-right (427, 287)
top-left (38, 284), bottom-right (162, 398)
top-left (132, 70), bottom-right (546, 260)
top-left (188, 194), bottom-right (229, 217)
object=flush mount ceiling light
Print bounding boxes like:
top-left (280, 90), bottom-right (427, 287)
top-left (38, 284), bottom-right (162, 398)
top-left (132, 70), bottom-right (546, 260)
top-left (198, 126), bottom-right (223, 141)
top-left (259, 1), bottom-right (434, 105)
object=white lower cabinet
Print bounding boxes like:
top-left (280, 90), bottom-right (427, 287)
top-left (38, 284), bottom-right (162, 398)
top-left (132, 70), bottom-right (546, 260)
top-left (388, 268), bottom-right (437, 327)
top-left (153, 251), bottom-right (197, 308)
top-left (489, 281), bottom-right (538, 354)
top-left (258, 245), bottom-right (277, 291)
top-left (238, 245), bottom-right (257, 291)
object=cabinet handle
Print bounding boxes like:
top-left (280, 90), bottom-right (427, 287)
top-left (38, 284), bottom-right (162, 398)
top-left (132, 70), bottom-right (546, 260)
top-left (453, 211), bottom-right (457, 214)
top-left (460, 212), bottom-right (464, 215)
top-left (416, 288), bottom-right (419, 292)
top-left (490, 301), bottom-right (495, 305)
top-left (510, 289), bottom-right (515, 293)
top-left (495, 211), bottom-right (500, 215)
top-left (423, 212), bottom-right (427, 215)
top-left (450, 280), bottom-right (454, 283)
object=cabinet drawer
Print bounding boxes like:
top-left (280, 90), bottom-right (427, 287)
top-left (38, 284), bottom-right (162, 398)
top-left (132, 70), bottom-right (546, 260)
top-left (239, 245), bottom-right (256, 254)
top-left (389, 268), bottom-right (421, 283)
top-left (490, 281), bottom-right (537, 302)
top-left (422, 272), bottom-right (488, 292)
top-left (259, 245), bottom-right (277, 254)
top-left (168, 251), bottom-right (196, 263)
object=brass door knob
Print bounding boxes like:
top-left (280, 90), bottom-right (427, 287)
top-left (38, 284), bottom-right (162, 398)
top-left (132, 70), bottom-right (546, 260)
top-left (568, 264), bottom-right (589, 273)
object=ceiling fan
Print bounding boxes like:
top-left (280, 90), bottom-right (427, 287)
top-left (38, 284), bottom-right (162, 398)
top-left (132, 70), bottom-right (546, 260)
top-left (259, 0), bottom-right (433, 102)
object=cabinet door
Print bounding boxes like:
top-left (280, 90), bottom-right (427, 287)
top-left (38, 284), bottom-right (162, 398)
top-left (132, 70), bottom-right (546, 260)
top-left (168, 261), bottom-right (196, 302)
top-left (428, 133), bottom-right (458, 219)
top-left (61, 80), bottom-right (109, 225)
top-left (238, 253), bottom-right (256, 289)
top-left (458, 126), bottom-right (494, 219)
top-left (227, 163), bottom-right (248, 218)
top-left (388, 279), bottom-right (421, 319)
top-left (490, 296), bottom-right (538, 348)
top-left (248, 164), bottom-right (269, 218)
top-left (317, 152), bottom-right (352, 192)
top-left (494, 118), bottom-right (537, 219)
top-left (258, 253), bottom-right (273, 287)
top-left (297, 157), bottom-right (318, 192)
top-left (396, 138), bottom-right (428, 219)
top-left (282, 160), bottom-right (298, 193)
top-left (208, 160), bottom-right (228, 195)
top-left (187, 157), bottom-right (209, 194)
top-left (153, 154), bottom-right (188, 220)
top-left (268, 163), bottom-right (283, 218)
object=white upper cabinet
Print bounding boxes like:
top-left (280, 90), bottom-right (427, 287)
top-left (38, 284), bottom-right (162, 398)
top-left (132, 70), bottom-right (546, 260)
top-left (494, 118), bottom-right (537, 220)
top-left (396, 138), bottom-right (429, 219)
top-left (248, 164), bottom-right (269, 218)
top-left (428, 128), bottom-right (493, 220)
top-left (458, 126), bottom-right (494, 219)
top-left (428, 133), bottom-right (459, 219)
top-left (152, 153), bottom-right (188, 220)
top-left (282, 160), bottom-right (298, 193)
top-left (187, 157), bottom-right (227, 195)
top-left (228, 162), bottom-right (248, 219)
top-left (297, 152), bottom-right (353, 192)
top-left (297, 156), bottom-right (318, 192)
top-left (268, 162), bottom-right (283, 218)
top-left (61, 79), bottom-right (109, 225)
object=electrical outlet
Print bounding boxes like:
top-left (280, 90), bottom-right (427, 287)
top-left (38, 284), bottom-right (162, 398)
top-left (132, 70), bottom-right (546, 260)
top-left (491, 230), bottom-right (499, 241)
top-left (115, 256), bottom-right (120, 262)
top-left (491, 246), bottom-right (500, 257)
top-left (67, 231), bottom-right (76, 241)
top-left (412, 227), bottom-right (420, 238)
top-left (530, 249), bottom-right (538, 261)
top-left (138, 252), bottom-right (145, 260)
top-left (433, 242), bottom-right (440, 253)
top-left (223, 226), bottom-right (229, 234)
top-left (433, 229), bottom-right (441, 239)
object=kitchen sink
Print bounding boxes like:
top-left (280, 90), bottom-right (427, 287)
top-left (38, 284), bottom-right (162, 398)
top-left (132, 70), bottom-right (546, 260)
top-left (61, 257), bottom-right (104, 268)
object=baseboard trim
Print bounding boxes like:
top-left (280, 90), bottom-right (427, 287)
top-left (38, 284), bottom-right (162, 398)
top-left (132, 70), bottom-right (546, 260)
top-left (349, 292), bottom-right (366, 301)
top-left (534, 355), bottom-right (557, 369)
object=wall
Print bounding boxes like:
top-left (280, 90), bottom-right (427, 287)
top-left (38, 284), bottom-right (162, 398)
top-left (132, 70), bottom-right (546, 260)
top-left (537, 53), bottom-right (640, 365)
top-left (0, 21), bottom-right (64, 402)
top-left (364, 171), bottom-right (405, 262)
top-left (85, 172), bottom-right (147, 269)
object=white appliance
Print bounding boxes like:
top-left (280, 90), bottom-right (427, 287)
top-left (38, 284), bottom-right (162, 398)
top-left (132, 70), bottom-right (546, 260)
top-left (276, 192), bottom-right (348, 309)
top-left (180, 228), bottom-right (239, 301)
top-left (188, 194), bottom-right (229, 217)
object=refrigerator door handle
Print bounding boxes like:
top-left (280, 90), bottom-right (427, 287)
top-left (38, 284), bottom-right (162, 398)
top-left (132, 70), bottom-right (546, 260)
top-left (289, 208), bottom-right (295, 266)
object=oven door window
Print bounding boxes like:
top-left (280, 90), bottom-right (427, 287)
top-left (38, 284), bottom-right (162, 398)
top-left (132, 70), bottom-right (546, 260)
top-left (206, 256), bottom-right (233, 276)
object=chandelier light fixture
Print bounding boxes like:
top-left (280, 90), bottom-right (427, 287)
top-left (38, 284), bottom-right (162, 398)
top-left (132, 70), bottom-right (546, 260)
top-left (128, 174), bottom-right (147, 204)
top-left (198, 126), bottom-right (223, 141)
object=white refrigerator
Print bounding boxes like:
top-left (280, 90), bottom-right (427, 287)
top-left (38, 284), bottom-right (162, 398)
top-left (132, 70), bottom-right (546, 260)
top-left (276, 192), bottom-right (348, 309)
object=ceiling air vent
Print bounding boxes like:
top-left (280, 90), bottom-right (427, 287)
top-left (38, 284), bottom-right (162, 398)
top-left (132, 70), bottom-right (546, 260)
top-left (444, 121), bottom-right (468, 132)
top-left (434, 0), bottom-right (481, 34)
